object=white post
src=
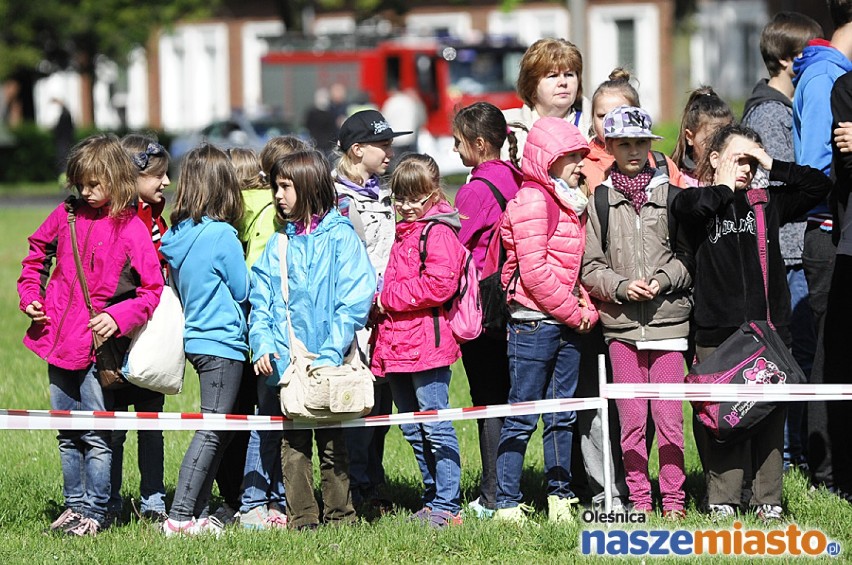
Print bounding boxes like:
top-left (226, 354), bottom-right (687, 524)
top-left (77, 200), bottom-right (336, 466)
top-left (599, 353), bottom-right (612, 513)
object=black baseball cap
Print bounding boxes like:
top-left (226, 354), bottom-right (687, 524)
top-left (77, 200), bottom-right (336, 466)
top-left (338, 109), bottom-right (413, 152)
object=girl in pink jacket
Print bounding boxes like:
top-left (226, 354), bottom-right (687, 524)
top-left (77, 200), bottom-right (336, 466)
top-left (18, 134), bottom-right (163, 536)
top-left (371, 154), bottom-right (466, 528)
top-left (494, 117), bottom-right (598, 524)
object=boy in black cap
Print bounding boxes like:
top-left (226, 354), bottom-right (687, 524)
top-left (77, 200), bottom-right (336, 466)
top-left (333, 109), bottom-right (410, 514)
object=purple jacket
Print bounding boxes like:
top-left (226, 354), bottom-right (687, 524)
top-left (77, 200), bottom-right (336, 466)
top-left (371, 202), bottom-right (466, 376)
top-left (18, 200), bottom-right (163, 370)
top-left (455, 159), bottom-right (522, 272)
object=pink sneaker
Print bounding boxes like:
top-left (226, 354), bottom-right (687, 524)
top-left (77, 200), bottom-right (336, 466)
top-left (266, 505), bottom-right (288, 529)
top-left (48, 508), bottom-right (83, 532)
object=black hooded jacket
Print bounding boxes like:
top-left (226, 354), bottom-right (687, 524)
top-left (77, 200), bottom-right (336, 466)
top-left (672, 161), bottom-right (831, 347)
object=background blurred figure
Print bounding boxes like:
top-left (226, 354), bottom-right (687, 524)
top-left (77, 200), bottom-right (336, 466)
top-left (329, 83), bottom-right (349, 129)
top-left (304, 88), bottom-right (338, 159)
top-left (52, 98), bottom-right (74, 177)
top-left (381, 87), bottom-right (426, 169)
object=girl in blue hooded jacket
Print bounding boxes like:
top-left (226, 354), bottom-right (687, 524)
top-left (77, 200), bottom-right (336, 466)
top-left (249, 149), bottom-right (376, 530)
top-left (159, 144), bottom-right (250, 536)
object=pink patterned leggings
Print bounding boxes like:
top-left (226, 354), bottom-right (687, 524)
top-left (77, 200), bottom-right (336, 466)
top-left (609, 340), bottom-right (686, 511)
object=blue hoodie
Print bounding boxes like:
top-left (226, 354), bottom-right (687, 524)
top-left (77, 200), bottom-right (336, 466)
top-left (793, 41), bottom-right (852, 176)
top-left (248, 208), bottom-right (376, 385)
top-left (160, 217), bottom-right (250, 361)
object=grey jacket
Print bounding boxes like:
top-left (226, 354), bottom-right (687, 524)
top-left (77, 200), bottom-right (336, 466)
top-left (582, 170), bottom-right (692, 342)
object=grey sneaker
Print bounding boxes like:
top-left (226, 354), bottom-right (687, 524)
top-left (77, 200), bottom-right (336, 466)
top-left (48, 508), bottom-right (83, 532)
top-left (239, 506), bottom-right (269, 530)
top-left (64, 516), bottom-right (100, 536)
top-left (709, 504), bottom-right (737, 521)
top-left (755, 504), bottom-right (783, 523)
top-left (211, 503), bottom-right (237, 526)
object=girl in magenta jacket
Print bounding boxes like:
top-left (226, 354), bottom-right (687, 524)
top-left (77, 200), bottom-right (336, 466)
top-left (371, 154), bottom-right (466, 528)
top-left (494, 117), bottom-right (598, 524)
top-left (451, 101), bottom-right (522, 517)
top-left (18, 134), bottom-right (163, 536)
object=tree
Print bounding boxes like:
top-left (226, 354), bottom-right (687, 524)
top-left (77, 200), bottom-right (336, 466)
top-left (0, 0), bottom-right (218, 124)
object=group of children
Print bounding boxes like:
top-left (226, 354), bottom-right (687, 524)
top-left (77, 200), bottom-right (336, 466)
top-left (18, 12), bottom-right (840, 536)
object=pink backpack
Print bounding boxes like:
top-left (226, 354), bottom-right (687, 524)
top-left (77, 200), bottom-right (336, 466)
top-left (419, 221), bottom-right (483, 343)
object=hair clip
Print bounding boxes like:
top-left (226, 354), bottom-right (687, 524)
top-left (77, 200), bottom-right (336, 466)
top-left (131, 142), bottom-right (165, 171)
top-left (259, 170), bottom-right (267, 180)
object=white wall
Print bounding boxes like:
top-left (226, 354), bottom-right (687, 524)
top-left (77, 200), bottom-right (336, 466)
top-left (488, 7), bottom-right (571, 46)
top-left (691, 0), bottom-right (768, 100)
top-left (242, 21), bottom-right (286, 118)
top-left (34, 72), bottom-right (82, 129)
top-left (587, 3), bottom-right (662, 121)
top-left (159, 23), bottom-right (230, 131)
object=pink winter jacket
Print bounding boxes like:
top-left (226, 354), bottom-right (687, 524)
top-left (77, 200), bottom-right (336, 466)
top-left (371, 202), bottom-right (465, 376)
top-left (18, 199), bottom-right (164, 371)
top-left (500, 121), bottom-right (599, 329)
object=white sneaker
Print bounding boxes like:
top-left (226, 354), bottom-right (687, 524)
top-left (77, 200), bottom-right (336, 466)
top-left (192, 516), bottom-right (224, 537)
top-left (162, 517), bottom-right (196, 537)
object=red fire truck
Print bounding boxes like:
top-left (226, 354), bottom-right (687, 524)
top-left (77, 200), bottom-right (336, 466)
top-left (260, 36), bottom-right (527, 172)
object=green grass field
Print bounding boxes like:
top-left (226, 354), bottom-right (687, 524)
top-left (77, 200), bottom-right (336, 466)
top-left (0, 203), bottom-right (850, 563)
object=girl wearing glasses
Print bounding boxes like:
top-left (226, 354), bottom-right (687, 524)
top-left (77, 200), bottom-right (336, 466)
top-left (371, 154), bottom-right (466, 528)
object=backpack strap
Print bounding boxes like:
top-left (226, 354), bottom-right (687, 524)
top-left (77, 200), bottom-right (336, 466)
top-left (470, 177), bottom-right (507, 211)
top-left (746, 188), bottom-right (771, 326)
top-left (651, 150), bottom-right (669, 177)
top-left (595, 186), bottom-right (610, 253)
top-left (418, 220), bottom-right (452, 348)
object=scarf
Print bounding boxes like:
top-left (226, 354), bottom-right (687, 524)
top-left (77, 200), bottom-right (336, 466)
top-left (552, 177), bottom-right (589, 216)
top-left (610, 164), bottom-right (654, 214)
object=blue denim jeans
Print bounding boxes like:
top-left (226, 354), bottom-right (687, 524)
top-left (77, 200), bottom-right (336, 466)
top-left (48, 363), bottom-right (112, 523)
top-left (388, 367), bottom-right (461, 514)
top-left (169, 354), bottom-right (243, 521)
top-left (239, 378), bottom-right (285, 513)
top-left (786, 265), bottom-right (814, 468)
top-left (108, 387), bottom-right (166, 514)
top-left (496, 321), bottom-right (581, 509)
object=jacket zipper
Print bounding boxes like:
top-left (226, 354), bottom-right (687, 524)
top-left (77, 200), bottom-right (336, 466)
top-left (635, 212), bottom-right (647, 341)
top-left (733, 205), bottom-right (749, 318)
top-left (46, 211), bottom-right (98, 360)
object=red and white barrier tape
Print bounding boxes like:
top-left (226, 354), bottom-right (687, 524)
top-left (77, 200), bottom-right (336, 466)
top-left (0, 397), bottom-right (606, 431)
top-left (601, 383), bottom-right (852, 402)
top-left (3, 383), bottom-right (852, 431)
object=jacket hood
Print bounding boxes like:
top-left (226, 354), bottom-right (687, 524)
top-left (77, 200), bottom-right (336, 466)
top-left (241, 190), bottom-right (275, 224)
top-left (793, 41), bottom-right (852, 86)
top-left (160, 217), bottom-right (220, 271)
top-left (416, 200), bottom-right (461, 230)
top-left (284, 207), bottom-right (350, 237)
top-left (742, 79), bottom-right (791, 118)
top-left (523, 117), bottom-right (590, 187)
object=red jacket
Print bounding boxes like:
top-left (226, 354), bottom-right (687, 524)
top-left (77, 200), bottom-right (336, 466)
top-left (371, 202), bottom-right (465, 376)
top-left (18, 200), bottom-right (163, 370)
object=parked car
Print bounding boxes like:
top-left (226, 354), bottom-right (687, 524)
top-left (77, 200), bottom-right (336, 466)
top-left (169, 114), bottom-right (304, 169)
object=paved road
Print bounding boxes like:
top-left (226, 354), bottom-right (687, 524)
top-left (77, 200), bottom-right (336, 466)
top-left (0, 193), bottom-right (69, 208)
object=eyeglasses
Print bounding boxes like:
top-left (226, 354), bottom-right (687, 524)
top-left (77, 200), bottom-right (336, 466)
top-left (393, 194), bottom-right (433, 208)
top-left (131, 142), bottom-right (165, 171)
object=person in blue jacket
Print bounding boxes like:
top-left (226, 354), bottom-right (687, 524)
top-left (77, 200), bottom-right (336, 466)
top-left (791, 0), bottom-right (852, 496)
top-left (249, 149), bottom-right (376, 530)
top-left (159, 144), bottom-right (250, 536)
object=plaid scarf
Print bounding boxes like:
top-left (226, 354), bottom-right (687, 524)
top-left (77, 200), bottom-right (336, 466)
top-left (610, 163), bottom-right (654, 214)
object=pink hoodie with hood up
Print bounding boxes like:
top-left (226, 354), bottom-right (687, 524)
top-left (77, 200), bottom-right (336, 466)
top-left (500, 117), bottom-right (599, 328)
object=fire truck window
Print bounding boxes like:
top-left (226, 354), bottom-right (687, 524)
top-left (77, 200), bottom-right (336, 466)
top-left (415, 55), bottom-right (438, 111)
top-left (449, 48), bottom-right (521, 95)
top-left (386, 56), bottom-right (401, 91)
